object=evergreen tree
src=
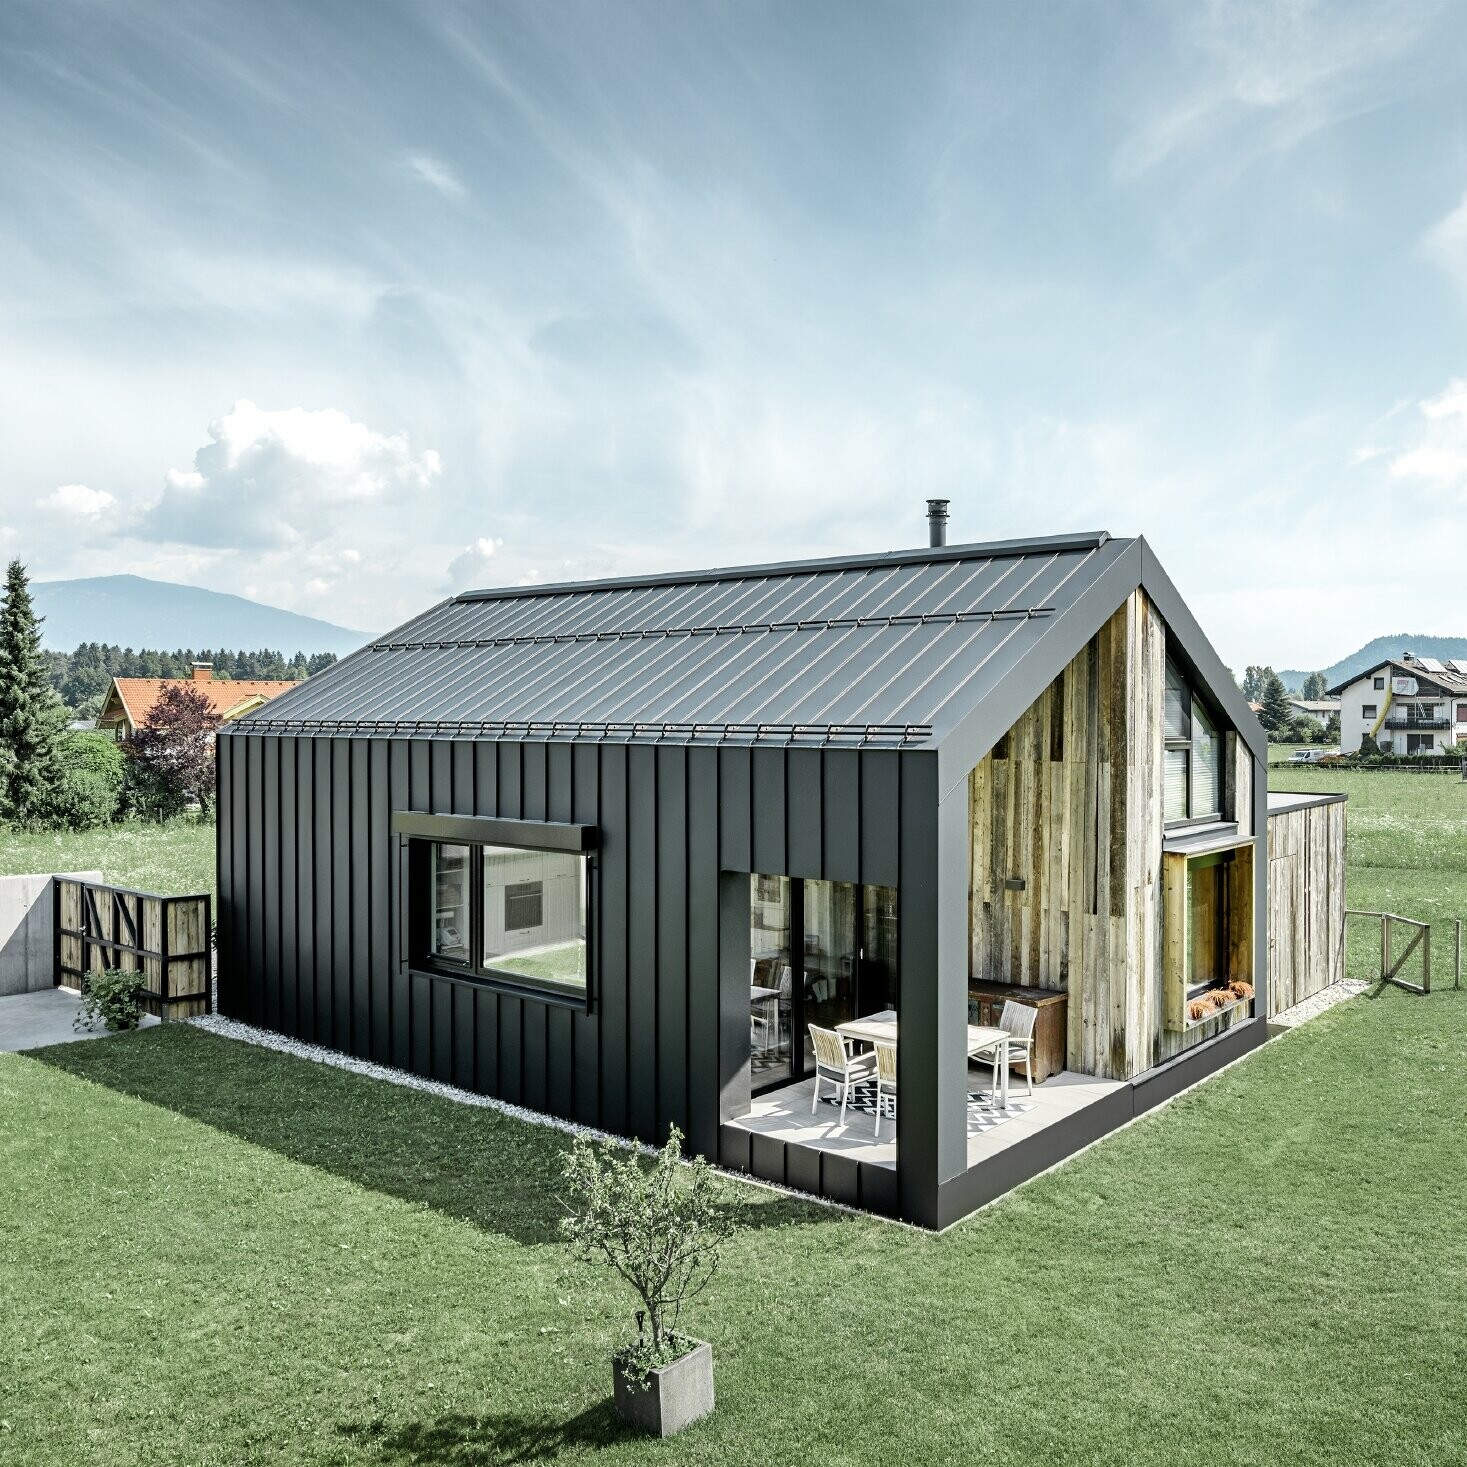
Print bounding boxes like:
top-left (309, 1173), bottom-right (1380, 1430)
top-left (1258, 669), bottom-right (1292, 733)
top-left (1240, 665), bottom-right (1267, 702)
top-left (1301, 670), bottom-right (1329, 701)
top-left (0, 559), bottom-right (68, 826)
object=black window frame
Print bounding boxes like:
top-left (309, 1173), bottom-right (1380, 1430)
top-left (395, 812), bottom-right (596, 1010)
top-left (1165, 658), bottom-right (1226, 829)
top-left (1362, 704), bottom-right (1378, 720)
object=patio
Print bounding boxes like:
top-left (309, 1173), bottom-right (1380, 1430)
top-left (728, 1064), bottom-right (1127, 1171)
top-left (0, 987), bottom-right (159, 1052)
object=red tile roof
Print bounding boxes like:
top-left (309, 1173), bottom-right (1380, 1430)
top-left (105, 677), bottom-right (300, 729)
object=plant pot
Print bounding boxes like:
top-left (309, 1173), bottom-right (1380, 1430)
top-left (611, 1337), bottom-right (714, 1437)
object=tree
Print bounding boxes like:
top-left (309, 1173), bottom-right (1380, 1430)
top-left (1258, 669), bottom-right (1292, 734)
top-left (0, 559), bottom-right (68, 827)
top-left (125, 683), bottom-right (220, 817)
top-left (1240, 666), bottom-right (1268, 702)
top-left (1301, 670), bottom-right (1330, 701)
top-left (49, 730), bottom-right (124, 829)
top-left (1323, 711), bottom-right (1341, 745)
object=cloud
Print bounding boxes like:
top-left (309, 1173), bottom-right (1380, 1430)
top-left (1425, 192), bottom-right (1467, 297)
top-left (40, 483), bottom-right (117, 518)
top-left (141, 400), bottom-right (442, 549)
top-left (407, 153), bottom-right (466, 200)
top-left (1389, 380), bottom-right (1467, 491)
top-left (447, 536), bottom-right (500, 590)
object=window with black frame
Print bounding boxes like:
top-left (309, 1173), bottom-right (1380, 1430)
top-left (416, 839), bottom-right (588, 1001)
top-left (1164, 659), bottom-right (1223, 826)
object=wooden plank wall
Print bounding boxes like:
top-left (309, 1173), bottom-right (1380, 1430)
top-left (1266, 800), bottom-right (1346, 1014)
top-left (969, 590), bottom-right (1255, 1080)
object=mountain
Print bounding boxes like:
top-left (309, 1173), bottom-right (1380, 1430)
top-left (1280, 635), bottom-right (1467, 692)
top-left (32, 574), bottom-right (368, 656)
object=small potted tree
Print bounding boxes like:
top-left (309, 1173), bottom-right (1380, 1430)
top-left (561, 1125), bottom-right (732, 1438)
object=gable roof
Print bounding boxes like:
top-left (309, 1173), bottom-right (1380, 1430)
top-left (231, 530), bottom-right (1262, 780)
top-left (1328, 655), bottom-right (1467, 698)
top-left (105, 677), bottom-right (301, 728)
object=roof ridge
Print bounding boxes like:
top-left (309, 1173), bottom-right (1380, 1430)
top-left (453, 531), bottom-right (1118, 604)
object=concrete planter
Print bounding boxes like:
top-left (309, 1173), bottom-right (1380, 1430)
top-left (611, 1337), bottom-right (714, 1437)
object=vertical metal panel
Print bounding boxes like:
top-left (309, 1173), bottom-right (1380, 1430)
top-left (497, 992), bottom-right (523, 1102)
top-left (474, 984), bottom-right (498, 1093)
top-left (785, 747), bottom-right (822, 876)
top-left (750, 747), bottom-right (785, 874)
top-left (431, 739), bottom-right (452, 814)
top-left (245, 735), bottom-right (264, 1028)
top-left (860, 750), bottom-right (900, 887)
top-left (388, 739), bottom-right (411, 1070)
top-left (431, 975), bottom-right (453, 1081)
top-left (626, 743), bottom-right (658, 1142)
top-left (295, 738), bottom-right (316, 1044)
top-left (278, 738), bottom-right (298, 1036)
top-left (368, 738), bottom-right (391, 1064)
top-left (597, 743), bottom-right (629, 1135)
top-left (452, 741), bottom-right (475, 814)
top-left (718, 746), bottom-right (751, 870)
top-left (498, 741), bottom-right (521, 816)
top-left (521, 999), bottom-right (548, 1111)
top-left (331, 738), bottom-right (353, 1053)
top-left (411, 969), bottom-right (431, 1076)
top-left (546, 1005), bottom-right (573, 1118)
top-left (350, 738), bottom-right (371, 1052)
top-left (546, 743), bottom-right (573, 823)
top-left (685, 745), bottom-right (721, 1157)
top-left (216, 735), bottom-right (234, 1016)
top-left (474, 742), bottom-right (498, 816)
top-left (655, 745), bottom-right (688, 1142)
top-left (571, 742), bottom-right (601, 1125)
top-left (822, 748), bottom-right (861, 886)
top-left (717, 871), bottom-right (752, 1125)
top-left (313, 739), bottom-right (334, 1045)
top-left (260, 735), bottom-right (281, 1033)
top-left (453, 982), bottom-right (475, 1089)
top-left (521, 742), bottom-right (547, 821)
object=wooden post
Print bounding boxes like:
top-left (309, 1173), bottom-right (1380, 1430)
top-left (1456, 919), bottom-right (1461, 991)
top-left (1381, 914), bottom-right (1392, 982)
top-left (1422, 925), bottom-right (1431, 995)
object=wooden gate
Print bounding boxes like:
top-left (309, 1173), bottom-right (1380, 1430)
top-left (55, 879), bottom-right (212, 1020)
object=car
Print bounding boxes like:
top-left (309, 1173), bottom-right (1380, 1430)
top-left (1288, 748), bottom-right (1338, 764)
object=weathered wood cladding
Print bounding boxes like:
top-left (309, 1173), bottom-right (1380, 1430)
top-left (1266, 798), bottom-right (1346, 1014)
top-left (968, 591), bottom-right (1256, 1080)
top-left (216, 731), bottom-right (916, 1163)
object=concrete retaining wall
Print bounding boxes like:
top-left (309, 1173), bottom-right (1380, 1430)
top-left (0, 872), bottom-right (102, 996)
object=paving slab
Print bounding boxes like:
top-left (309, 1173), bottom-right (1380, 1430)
top-left (0, 987), bottom-right (159, 1052)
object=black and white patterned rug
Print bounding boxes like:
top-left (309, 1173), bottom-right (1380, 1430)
top-left (820, 1080), bottom-right (1034, 1131)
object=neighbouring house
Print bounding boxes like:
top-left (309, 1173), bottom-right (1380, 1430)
top-left (216, 516), bottom-right (1344, 1229)
top-left (97, 663), bottom-right (300, 739)
top-left (1330, 652), bottom-right (1467, 756)
top-left (1287, 697), bottom-right (1340, 725)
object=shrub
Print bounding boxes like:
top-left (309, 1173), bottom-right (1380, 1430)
top-left (75, 967), bottom-right (147, 1033)
top-left (561, 1125), bottom-right (733, 1380)
top-left (47, 730), bottom-right (124, 829)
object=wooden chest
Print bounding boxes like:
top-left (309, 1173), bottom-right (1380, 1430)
top-left (966, 981), bottom-right (1069, 1084)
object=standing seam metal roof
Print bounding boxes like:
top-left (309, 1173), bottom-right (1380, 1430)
top-left (234, 532), bottom-right (1134, 746)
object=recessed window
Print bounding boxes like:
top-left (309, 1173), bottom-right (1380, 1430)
top-left (1164, 659), bottom-right (1223, 826)
top-left (1373, 676), bottom-right (1385, 690)
top-left (1362, 704), bottom-right (1377, 720)
top-left (415, 839), bottom-right (589, 1002)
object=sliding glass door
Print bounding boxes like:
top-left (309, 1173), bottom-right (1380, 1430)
top-left (748, 876), bottom-right (899, 1094)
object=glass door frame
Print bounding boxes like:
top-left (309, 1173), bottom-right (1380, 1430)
top-left (752, 877), bottom-right (892, 1097)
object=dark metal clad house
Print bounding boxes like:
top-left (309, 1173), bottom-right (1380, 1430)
top-left (218, 529), bottom-right (1273, 1229)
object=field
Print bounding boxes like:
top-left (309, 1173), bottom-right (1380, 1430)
top-left (1268, 763), bottom-right (1467, 982)
top-left (0, 818), bottom-right (216, 898)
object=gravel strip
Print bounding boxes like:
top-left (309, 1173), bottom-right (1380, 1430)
top-left (1270, 979), bottom-right (1370, 1029)
top-left (186, 1012), bottom-right (893, 1225)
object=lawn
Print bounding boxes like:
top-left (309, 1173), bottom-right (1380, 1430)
top-left (1269, 764), bottom-right (1467, 980)
top-left (0, 818), bottom-right (215, 898)
top-left (4, 994), bottom-right (1465, 1466)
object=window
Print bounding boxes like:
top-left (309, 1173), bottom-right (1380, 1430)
top-left (1457, 704), bottom-right (1467, 724)
top-left (415, 839), bottom-right (589, 1001)
top-left (1373, 676), bottom-right (1386, 690)
top-left (1164, 659), bottom-right (1223, 825)
top-left (1362, 705), bottom-right (1377, 721)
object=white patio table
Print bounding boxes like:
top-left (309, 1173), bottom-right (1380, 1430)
top-left (835, 1009), bottom-right (1012, 1110)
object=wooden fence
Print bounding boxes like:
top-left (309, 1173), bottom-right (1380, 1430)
top-left (55, 879), bottom-right (212, 1020)
top-left (1266, 796), bottom-right (1347, 1016)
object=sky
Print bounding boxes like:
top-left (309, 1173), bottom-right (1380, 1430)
top-left (3, 0), bottom-right (1467, 670)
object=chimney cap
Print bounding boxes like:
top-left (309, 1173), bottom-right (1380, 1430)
top-left (925, 498), bottom-right (950, 548)
top-left (190, 662), bottom-right (214, 682)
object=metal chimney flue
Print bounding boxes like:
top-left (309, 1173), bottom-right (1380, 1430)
top-left (926, 498), bottom-right (950, 548)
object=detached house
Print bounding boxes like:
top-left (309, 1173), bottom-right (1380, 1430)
top-left (1331, 652), bottom-right (1467, 756)
top-left (98, 663), bottom-right (300, 739)
top-left (217, 513), bottom-right (1342, 1229)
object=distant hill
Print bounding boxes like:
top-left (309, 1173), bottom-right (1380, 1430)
top-left (32, 574), bottom-right (367, 656)
top-left (1281, 635), bottom-right (1467, 691)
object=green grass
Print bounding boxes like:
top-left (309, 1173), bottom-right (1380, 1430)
top-left (494, 942), bottom-right (586, 986)
top-left (0, 818), bottom-right (215, 898)
top-left (5, 999), bottom-right (1466, 1466)
top-left (1269, 765), bottom-right (1467, 980)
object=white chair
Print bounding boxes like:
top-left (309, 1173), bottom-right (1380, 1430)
top-left (974, 1000), bottom-right (1036, 1099)
top-left (872, 1040), bottom-right (897, 1139)
top-left (808, 1024), bottom-right (876, 1127)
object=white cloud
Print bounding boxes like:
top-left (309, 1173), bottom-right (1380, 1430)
top-left (142, 400), bottom-right (442, 549)
top-left (407, 153), bottom-right (466, 200)
top-left (40, 483), bottom-right (117, 518)
top-left (1389, 380), bottom-right (1467, 491)
top-left (447, 536), bottom-right (500, 590)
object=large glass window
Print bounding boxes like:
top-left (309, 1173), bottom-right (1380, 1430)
top-left (1164, 659), bottom-right (1225, 826)
top-left (750, 875), bottom-right (792, 1084)
top-left (416, 839), bottom-right (589, 1002)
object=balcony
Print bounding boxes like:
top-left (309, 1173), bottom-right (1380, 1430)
top-left (1383, 716), bottom-right (1450, 731)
